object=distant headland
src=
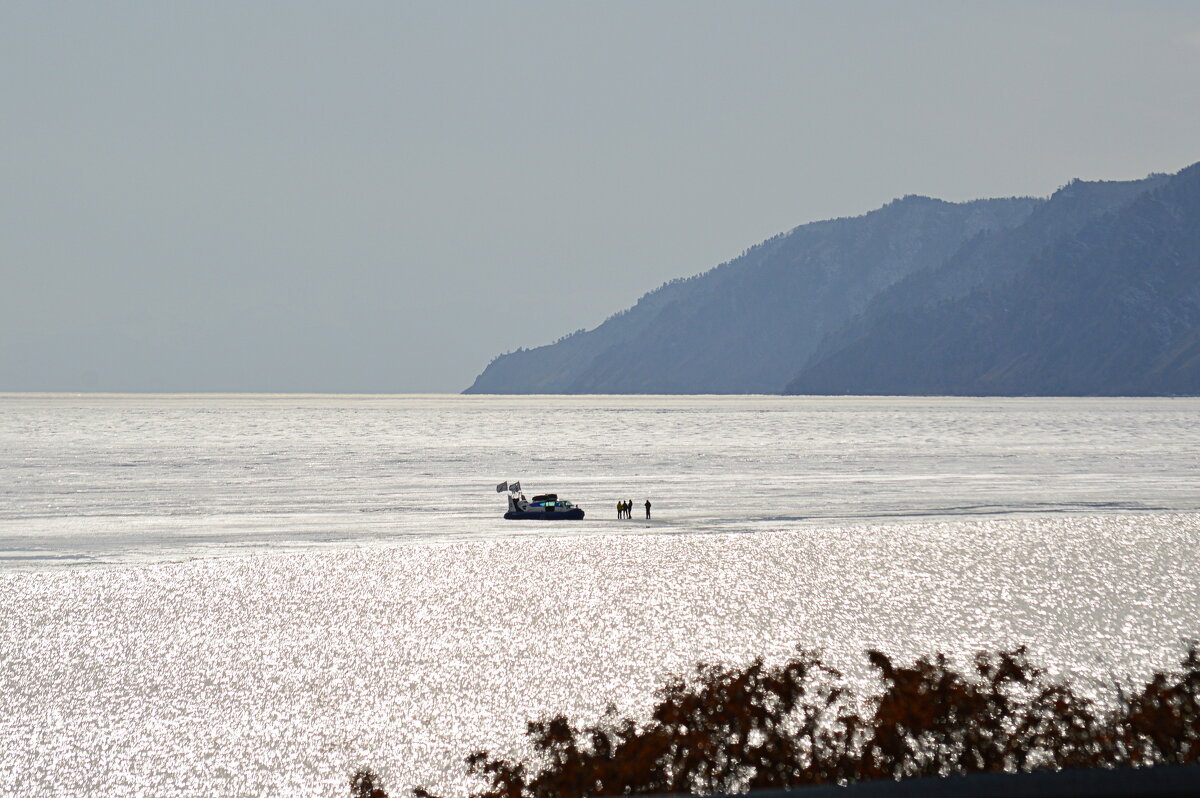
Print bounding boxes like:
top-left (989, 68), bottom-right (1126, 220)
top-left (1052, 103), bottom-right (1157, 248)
top-left (465, 162), bottom-right (1200, 396)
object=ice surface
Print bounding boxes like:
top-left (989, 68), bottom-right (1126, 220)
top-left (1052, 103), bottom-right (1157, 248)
top-left (1, 395), bottom-right (1198, 796)
top-left (2, 394), bottom-right (1198, 568)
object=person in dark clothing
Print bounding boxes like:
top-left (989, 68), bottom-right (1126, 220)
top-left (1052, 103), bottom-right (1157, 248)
top-left (644, 499), bottom-right (651, 519)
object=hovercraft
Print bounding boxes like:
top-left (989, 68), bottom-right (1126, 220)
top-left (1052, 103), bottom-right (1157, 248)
top-left (497, 481), bottom-right (585, 520)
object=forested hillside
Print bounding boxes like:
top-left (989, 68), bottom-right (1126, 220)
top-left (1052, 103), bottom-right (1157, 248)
top-left (465, 165), bottom-right (1195, 396)
top-left (466, 196), bottom-right (1038, 393)
top-left (785, 164), bottom-right (1200, 395)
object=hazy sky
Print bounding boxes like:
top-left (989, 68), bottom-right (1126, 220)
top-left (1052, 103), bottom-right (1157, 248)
top-left (4, 1), bottom-right (1199, 392)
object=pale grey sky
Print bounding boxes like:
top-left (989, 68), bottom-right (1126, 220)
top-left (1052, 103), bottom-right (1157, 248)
top-left (3, 1), bottom-right (1199, 392)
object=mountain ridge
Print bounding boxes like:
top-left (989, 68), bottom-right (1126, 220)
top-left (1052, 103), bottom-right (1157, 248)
top-left (464, 164), bottom-right (1198, 396)
top-left (466, 194), bottom-right (1039, 393)
top-left (785, 164), bottom-right (1200, 395)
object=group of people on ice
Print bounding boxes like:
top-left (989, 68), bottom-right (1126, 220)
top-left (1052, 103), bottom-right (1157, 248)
top-left (617, 499), bottom-right (651, 520)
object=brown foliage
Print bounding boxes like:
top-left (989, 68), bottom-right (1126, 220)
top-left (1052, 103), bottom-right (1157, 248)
top-left (351, 768), bottom-right (389, 798)
top-left (357, 644), bottom-right (1200, 798)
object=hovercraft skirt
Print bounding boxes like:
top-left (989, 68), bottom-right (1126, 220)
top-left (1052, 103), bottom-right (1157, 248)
top-left (504, 509), bottom-right (585, 520)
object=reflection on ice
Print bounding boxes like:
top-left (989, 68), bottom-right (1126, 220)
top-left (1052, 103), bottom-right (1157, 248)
top-left (1, 515), bottom-right (1198, 797)
top-left (1, 396), bottom-right (1198, 795)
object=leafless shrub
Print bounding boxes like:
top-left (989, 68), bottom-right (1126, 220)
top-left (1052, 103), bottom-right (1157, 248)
top-left (356, 644), bottom-right (1200, 797)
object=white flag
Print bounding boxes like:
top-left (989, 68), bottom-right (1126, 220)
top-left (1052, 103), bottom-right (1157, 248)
top-left (496, 481), bottom-right (508, 493)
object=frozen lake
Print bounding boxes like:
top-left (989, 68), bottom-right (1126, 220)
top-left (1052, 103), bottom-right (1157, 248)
top-left (1, 395), bottom-right (1199, 796)
top-left (3, 394), bottom-right (1199, 568)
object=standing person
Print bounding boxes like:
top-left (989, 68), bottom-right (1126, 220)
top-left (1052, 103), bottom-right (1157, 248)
top-left (644, 499), bottom-right (651, 519)
top-left (616, 500), bottom-right (622, 519)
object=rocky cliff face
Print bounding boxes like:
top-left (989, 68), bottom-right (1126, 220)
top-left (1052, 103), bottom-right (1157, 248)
top-left (465, 195), bottom-right (1039, 393)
